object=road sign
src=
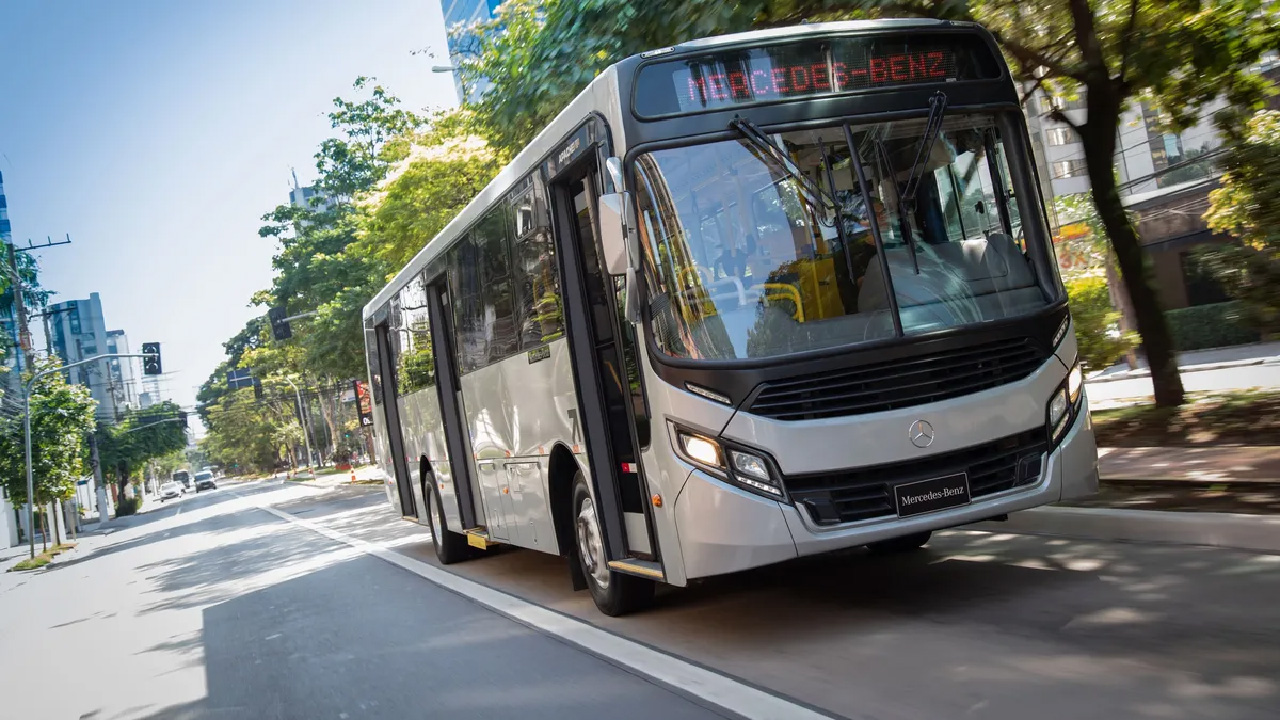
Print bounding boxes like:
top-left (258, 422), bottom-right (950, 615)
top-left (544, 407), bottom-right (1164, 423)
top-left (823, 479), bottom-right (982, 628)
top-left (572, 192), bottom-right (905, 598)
top-left (354, 380), bottom-right (374, 427)
top-left (227, 367), bottom-right (254, 389)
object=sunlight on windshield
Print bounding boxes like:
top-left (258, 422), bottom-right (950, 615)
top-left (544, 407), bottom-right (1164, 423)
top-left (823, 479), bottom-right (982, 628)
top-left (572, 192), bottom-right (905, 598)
top-left (633, 113), bottom-right (1050, 360)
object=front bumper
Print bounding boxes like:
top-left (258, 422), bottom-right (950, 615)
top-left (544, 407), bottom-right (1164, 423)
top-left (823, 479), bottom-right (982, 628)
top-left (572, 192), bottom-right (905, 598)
top-left (673, 405), bottom-right (1098, 580)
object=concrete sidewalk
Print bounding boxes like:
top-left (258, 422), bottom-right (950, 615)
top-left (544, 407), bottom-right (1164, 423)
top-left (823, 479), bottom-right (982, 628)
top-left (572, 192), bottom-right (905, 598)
top-left (1087, 340), bottom-right (1280, 384)
top-left (1099, 445), bottom-right (1280, 485)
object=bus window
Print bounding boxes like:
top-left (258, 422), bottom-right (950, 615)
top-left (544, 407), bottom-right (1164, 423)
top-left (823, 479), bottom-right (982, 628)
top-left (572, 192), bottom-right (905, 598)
top-left (395, 274), bottom-right (435, 394)
top-left (449, 235), bottom-right (487, 373)
top-left (474, 207), bottom-right (520, 365)
top-left (511, 177), bottom-right (565, 348)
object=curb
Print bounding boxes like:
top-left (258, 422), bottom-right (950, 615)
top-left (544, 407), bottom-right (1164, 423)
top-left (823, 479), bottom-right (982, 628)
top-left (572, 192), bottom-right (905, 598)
top-left (1086, 356), bottom-right (1280, 384)
top-left (971, 506), bottom-right (1280, 554)
top-left (1100, 476), bottom-right (1280, 490)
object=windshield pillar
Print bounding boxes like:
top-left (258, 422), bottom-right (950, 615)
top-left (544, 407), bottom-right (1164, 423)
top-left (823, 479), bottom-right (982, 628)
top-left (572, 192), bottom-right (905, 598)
top-left (844, 123), bottom-right (904, 338)
top-left (997, 112), bottom-right (1063, 302)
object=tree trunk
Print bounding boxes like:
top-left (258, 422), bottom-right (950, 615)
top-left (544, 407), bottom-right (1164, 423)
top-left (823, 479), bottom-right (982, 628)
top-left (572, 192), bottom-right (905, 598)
top-left (1080, 85), bottom-right (1185, 407)
top-left (39, 508), bottom-right (47, 553)
top-left (317, 388), bottom-right (337, 466)
top-left (51, 501), bottom-right (61, 547)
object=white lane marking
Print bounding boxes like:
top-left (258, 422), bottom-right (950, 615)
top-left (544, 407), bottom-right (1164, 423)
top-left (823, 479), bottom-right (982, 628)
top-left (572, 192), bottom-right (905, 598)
top-left (250, 502), bottom-right (833, 720)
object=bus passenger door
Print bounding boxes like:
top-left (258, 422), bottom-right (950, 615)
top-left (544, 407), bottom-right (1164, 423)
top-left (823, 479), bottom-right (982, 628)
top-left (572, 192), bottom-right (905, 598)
top-left (426, 281), bottom-right (483, 532)
top-left (549, 152), bottom-right (658, 567)
top-left (374, 321), bottom-right (417, 520)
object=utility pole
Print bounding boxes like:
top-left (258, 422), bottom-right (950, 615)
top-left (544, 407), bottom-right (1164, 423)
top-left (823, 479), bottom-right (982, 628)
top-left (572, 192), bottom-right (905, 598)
top-left (6, 236), bottom-right (72, 547)
top-left (284, 377), bottom-right (314, 479)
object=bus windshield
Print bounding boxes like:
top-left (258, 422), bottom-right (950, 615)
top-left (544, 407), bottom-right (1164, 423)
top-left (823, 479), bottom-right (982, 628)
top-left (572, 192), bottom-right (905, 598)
top-left (633, 112), bottom-right (1050, 361)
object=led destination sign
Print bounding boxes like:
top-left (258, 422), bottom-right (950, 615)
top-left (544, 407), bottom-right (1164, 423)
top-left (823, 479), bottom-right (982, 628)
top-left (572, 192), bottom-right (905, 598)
top-left (634, 34), bottom-right (1000, 117)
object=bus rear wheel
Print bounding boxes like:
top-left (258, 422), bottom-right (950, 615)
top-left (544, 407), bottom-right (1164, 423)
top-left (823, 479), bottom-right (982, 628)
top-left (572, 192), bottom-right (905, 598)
top-left (572, 473), bottom-right (653, 616)
top-left (427, 485), bottom-right (471, 565)
top-left (867, 530), bottom-right (932, 554)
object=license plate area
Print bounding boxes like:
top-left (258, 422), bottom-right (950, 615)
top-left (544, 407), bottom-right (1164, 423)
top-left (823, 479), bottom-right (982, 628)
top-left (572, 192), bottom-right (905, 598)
top-left (893, 473), bottom-right (971, 517)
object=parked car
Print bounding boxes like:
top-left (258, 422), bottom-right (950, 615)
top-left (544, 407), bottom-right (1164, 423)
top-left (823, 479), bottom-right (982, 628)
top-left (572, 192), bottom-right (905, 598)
top-left (194, 471), bottom-right (218, 492)
top-left (160, 481), bottom-right (183, 501)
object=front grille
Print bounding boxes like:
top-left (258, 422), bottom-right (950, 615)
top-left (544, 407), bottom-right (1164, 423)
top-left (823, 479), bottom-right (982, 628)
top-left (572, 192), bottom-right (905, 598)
top-left (787, 428), bottom-right (1049, 525)
top-left (748, 337), bottom-right (1047, 421)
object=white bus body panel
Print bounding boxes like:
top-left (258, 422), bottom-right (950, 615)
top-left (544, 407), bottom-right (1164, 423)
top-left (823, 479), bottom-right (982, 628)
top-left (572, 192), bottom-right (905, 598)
top-left (659, 352), bottom-right (1099, 581)
top-left (398, 388), bottom-right (460, 531)
top-left (455, 338), bottom-right (577, 553)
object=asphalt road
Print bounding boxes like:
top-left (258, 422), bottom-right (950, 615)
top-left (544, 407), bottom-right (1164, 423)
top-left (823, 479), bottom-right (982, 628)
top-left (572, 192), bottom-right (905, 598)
top-left (3, 479), bottom-right (1278, 720)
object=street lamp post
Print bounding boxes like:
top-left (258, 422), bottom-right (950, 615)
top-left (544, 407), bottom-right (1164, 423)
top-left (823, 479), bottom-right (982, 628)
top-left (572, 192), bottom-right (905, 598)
top-left (24, 352), bottom-right (155, 559)
top-left (284, 377), bottom-right (315, 479)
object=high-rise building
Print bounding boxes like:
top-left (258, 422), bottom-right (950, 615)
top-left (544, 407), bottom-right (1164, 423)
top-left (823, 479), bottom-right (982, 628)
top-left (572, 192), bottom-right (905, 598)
top-left (0, 170), bottom-right (26, 386)
top-left (441, 0), bottom-right (503, 103)
top-left (48, 292), bottom-right (139, 420)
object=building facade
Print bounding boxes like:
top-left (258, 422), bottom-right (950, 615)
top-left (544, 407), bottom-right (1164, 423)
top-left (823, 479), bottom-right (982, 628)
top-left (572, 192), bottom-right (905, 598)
top-left (440, 0), bottom-right (502, 103)
top-left (48, 292), bottom-right (138, 420)
top-left (1023, 87), bottom-right (1231, 319)
top-left (0, 170), bottom-right (26, 389)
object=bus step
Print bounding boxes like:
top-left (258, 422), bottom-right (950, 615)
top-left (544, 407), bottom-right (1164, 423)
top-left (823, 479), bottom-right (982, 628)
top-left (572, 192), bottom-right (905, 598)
top-left (607, 559), bottom-right (665, 581)
top-left (464, 528), bottom-right (493, 549)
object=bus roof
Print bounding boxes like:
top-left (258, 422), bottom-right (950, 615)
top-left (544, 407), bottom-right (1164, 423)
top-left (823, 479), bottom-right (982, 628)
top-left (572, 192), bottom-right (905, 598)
top-left (647, 18), bottom-right (975, 55)
top-left (363, 18), bottom-right (984, 318)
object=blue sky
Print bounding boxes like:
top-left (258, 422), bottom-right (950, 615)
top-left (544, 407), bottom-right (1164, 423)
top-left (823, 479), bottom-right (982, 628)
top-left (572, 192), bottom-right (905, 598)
top-left (0, 0), bottom-right (455, 427)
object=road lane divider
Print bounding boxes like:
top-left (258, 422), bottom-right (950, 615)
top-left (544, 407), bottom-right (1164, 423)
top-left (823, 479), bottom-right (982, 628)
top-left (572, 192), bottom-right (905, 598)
top-left (245, 499), bottom-right (838, 720)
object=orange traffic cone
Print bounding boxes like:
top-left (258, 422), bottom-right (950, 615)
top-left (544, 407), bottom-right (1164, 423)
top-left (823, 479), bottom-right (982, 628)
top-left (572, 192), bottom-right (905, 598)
top-left (350, 468), bottom-right (357, 484)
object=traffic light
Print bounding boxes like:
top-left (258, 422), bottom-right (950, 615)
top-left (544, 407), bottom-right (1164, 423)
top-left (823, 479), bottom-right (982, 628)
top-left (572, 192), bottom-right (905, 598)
top-left (268, 307), bottom-right (292, 341)
top-left (142, 342), bottom-right (162, 375)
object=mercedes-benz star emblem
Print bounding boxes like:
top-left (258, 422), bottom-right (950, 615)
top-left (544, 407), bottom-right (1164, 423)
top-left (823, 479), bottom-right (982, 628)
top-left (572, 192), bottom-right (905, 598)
top-left (909, 420), bottom-right (935, 448)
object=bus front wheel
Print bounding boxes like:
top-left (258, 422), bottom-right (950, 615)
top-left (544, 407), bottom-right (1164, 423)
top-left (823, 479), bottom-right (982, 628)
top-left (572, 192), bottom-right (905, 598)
top-left (572, 474), bottom-right (653, 616)
top-left (427, 485), bottom-right (471, 565)
top-left (867, 530), bottom-right (932, 554)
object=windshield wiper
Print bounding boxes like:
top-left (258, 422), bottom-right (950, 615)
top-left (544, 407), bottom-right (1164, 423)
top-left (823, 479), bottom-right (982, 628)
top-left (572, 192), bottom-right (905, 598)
top-left (900, 91), bottom-right (949, 214)
top-left (729, 117), bottom-right (838, 222)
top-left (871, 91), bottom-right (948, 275)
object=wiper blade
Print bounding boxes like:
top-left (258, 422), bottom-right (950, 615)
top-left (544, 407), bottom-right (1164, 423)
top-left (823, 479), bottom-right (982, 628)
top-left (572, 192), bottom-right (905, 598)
top-left (899, 91), bottom-right (949, 213)
top-left (729, 117), bottom-right (837, 221)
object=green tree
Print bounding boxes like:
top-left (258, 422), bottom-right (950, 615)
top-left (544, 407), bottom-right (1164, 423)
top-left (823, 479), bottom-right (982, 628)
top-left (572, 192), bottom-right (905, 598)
top-left (459, 0), bottom-right (1280, 407)
top-left (1065, 275), bottom-right (1138, 369)
top-left (96, 401), bottom-right (189, 513)
top-left (0, 357), bottom-right (96, 544)
top-left (202, 388), bottom-right (294, 474)
top-left (1202, 109), bottom-right (1280, 336)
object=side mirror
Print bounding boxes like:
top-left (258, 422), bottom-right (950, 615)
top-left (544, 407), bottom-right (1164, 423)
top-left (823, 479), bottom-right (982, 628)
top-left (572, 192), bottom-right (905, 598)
top-left (605, 156), bottom-right (624, 193)
top-left (597, 191), bottom-right (632, 276)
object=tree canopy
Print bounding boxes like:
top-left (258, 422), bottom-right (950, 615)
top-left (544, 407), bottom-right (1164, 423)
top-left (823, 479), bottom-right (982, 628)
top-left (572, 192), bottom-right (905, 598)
top-left (0, 357), bottom-right (97, 506)
top-left (1203, 109), bottom-right (1280, 335)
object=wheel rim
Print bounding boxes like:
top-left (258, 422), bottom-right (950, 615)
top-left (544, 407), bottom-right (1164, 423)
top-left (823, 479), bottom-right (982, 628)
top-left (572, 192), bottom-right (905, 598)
top-left (575, 496), bottom-right (610, 591)
top-left (426, 491), bottom-right (440, 548)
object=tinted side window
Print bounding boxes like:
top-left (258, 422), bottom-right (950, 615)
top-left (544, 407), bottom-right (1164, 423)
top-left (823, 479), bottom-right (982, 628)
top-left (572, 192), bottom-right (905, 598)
top-left (365, 322), bottom-right (383, 406)
top-left (474, 206), bottom-right (520, 364)
top-left (450, 234), bottom-right (487, 373)
top-left (395, 274), bottom-right (434, 394)
top-left (512, 175), bottom-right (565, 349)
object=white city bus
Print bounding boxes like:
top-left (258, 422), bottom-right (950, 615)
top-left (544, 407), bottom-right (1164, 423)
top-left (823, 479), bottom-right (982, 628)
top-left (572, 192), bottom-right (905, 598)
top-left (363, 19), bottom-right (1099, 616)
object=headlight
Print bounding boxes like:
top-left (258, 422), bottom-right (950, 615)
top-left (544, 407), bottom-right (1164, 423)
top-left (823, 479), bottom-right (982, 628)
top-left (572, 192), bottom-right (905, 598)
top-left (1047, 387), bottom-right (1071, 443)
top-left (1067, 362), bottom-right (1084, 404)
top-left (678, 431), bottom-right (723, 467)
top-left (672, 426), bottom-right (785, 499)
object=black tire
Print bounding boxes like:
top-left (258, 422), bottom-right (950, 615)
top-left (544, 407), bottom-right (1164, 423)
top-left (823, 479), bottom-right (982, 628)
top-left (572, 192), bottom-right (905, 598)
top-left (867, 530), bottom-right (932, 554)
top-left (426, 483), bottom-right (471, 565)
top-left (571, 473), bottom-right (654, 616)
